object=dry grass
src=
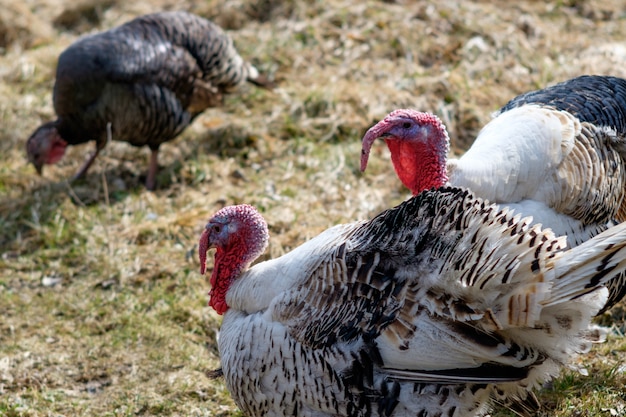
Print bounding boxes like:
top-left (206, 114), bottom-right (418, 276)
top-left (1, 0), bottom-right (626, 415)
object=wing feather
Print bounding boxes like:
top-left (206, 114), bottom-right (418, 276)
top-left (269, 188), bottom-right (566, 374)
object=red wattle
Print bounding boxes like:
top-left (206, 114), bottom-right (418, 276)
top-left (387, 140), bottom-right (447, 195)
top-left (209, 284), bottom-right (228, 315)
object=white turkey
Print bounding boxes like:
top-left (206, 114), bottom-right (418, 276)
top-left (198, 189), bottom-right (626, 417)
top-left (360, 75), bottom-right (626, 311)
top-left (26, 11), bottom-right (271, 190)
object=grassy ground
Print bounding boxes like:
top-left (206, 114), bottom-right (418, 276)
top-left (1, 0), bottom-right (626, 415)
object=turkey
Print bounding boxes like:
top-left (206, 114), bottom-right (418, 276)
top-left (26, 11), bottom-right (271, 190)
top-left (198, 190), bottom-right (626, 417)
top-left (360, 75), bottom-right (626, 311)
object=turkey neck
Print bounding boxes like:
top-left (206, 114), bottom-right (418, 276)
top-left (386, 137), bottom-right (448, 195)
top-left (209, 244), bottom-right (250, 315)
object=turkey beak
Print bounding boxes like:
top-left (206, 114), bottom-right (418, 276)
top-left (26, 153), bottom-right (44, 175)
top-left (34, 162), bottom-right (43, 176)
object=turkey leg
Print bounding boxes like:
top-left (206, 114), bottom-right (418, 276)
top-left (72, 144), bottom-right (102, 181)
top-left (72, 123), bottom-right (110, 182)
top-left (145, 148), bottom-right (160, 191)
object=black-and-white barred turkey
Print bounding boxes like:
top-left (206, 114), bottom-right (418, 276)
top-left (26, 11), bottom-right (271, 190)
top-left (198, 188), bottom-right (626, 417)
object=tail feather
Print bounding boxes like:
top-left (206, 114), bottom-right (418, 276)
top-left (245, 62), bottom-right (275, 89)
top-left (546, 221), bottom-right (626, 307)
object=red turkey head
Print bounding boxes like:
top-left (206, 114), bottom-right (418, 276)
top-left (361, 109), bottom-right (450, 195)
top-left (199, 204), bottom-right (269, 314)
top-left (26, 122), bottom-right (68, 175)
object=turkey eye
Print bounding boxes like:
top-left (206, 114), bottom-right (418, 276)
top-left (402, 122), bottom-right (411, 129)
top-left (211, 224), bottom-right (222, 234)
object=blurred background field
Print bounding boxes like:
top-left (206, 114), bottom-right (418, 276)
top-left (1, 0), bottom-right (626, 415)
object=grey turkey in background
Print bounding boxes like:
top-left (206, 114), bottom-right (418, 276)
top-left (26, 11), bottom-right (272, 190)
